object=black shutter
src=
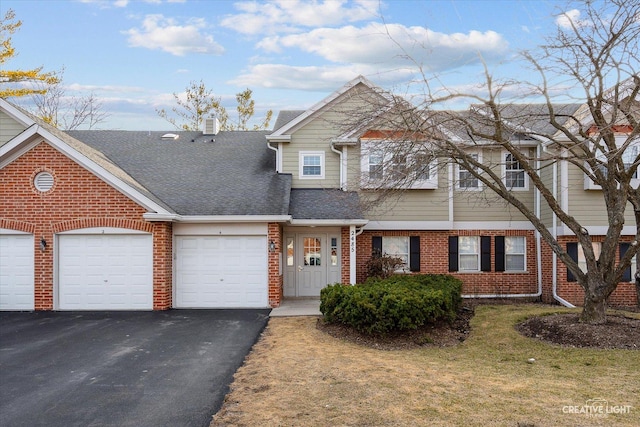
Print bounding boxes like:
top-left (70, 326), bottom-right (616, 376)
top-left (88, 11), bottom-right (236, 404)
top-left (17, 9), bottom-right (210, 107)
top-left (372, 236), bottom-right (382, 258)
top-left (409, 236), bottom-right (420, 272)
top-left (495, 236), bottom-right (505, 272)
top-left (480, 236), bottom-right (491, 272)
top-left (620, 243), bottom-right (632, 282)
top-left (448, 236), bottom-right (458, 272)
top-left (567, 242), bottom-right (578, 282)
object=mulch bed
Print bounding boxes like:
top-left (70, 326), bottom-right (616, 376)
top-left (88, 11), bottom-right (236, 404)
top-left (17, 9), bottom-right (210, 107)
top-left (516, 313), bottom-right (640, 350)
top-left (317, 303), bottom-right (640, 351)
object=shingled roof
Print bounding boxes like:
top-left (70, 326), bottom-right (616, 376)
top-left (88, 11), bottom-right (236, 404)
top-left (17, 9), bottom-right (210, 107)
top-left (67, 130), bottom-right (292, 216)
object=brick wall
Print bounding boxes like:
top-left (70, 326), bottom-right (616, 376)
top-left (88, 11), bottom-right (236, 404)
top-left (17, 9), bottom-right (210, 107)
top-left (267, 222), bottom-right (283, 307)
top-left (0, 141), bottom-right (173, 310)
top-left (357, 229), bottom-right (539, 296)
top-left (543, 236), bottom-right (638, 307)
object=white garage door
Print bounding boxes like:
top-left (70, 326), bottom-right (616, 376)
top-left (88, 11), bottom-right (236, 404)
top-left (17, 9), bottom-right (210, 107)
top-left (175, 236), bottom-right (268, 308)
top-left (0, 234), bottom-right (34, 310)
top-left (58, 234), bottom-right (153, 310)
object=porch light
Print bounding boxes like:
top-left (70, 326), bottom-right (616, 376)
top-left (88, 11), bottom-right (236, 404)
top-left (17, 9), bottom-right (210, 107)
top-left (269, 240), bottom-right (276, 252)
top-left (40, 237), bottom-right (47, 252)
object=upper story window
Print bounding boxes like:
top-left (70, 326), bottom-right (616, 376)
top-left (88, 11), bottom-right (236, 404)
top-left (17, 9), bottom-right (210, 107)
top-left (585, 135), bottom-right (639, 189)
top-left (504, 152), bottom-right (528, 190)
top-left (361, 142), bottom-right (437, 189)
top-left (299, 151), bottom-right (325, 179)
top-left (457, 153), bottom-right (481, 190)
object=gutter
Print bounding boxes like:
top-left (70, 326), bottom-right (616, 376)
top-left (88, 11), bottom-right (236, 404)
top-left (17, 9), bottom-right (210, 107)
top-left (143, 213), bottom-right (292, 223)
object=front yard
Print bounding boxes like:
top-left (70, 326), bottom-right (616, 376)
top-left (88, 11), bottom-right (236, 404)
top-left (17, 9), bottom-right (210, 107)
top-left (212, 305), bottom-right (639, 427)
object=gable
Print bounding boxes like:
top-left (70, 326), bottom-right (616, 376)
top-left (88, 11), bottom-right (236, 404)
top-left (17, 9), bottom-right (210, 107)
top-left (0, 110), bottom-right (28, 146)
top-left (0, 141), bottom-right (149, 220)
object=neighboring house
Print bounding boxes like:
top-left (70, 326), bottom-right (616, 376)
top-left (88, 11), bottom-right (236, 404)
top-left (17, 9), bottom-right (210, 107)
top-left (0, 76), bottom-right (637, 310)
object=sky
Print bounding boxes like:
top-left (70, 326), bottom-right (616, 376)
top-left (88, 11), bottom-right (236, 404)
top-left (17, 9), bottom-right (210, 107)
top-left (1, 0), bottom-right (595, 130)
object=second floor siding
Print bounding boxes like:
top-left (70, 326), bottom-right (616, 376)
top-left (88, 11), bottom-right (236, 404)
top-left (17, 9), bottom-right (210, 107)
top-left (0, 110), bottom-right (26, 146)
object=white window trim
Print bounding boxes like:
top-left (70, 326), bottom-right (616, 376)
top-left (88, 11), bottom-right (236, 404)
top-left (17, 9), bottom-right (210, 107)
top-left (458, 236), bottom-right (480, 272)
top-left (584, 135), bottom-right (639, 190)
top-left (360, 142), bottom-right (438, 189)
top-left (505, 236), bottom-right (527, 272)
top-left (502, 151), bottom-right (529, 191)
top-left (299, 151), bottom-right (325, 179)
top-left (456, 151), bottom-right (482, 191)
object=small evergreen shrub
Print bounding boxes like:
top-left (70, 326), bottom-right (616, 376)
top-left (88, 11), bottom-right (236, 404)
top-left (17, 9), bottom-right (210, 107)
top-left (320, 274), bottom-right (463, 334)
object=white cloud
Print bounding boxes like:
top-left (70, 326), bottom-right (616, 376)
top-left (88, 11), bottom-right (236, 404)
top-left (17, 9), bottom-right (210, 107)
top-left (556, 9), bottom-right (591, 29)
top-left (221, 0), bottom-right (381, 35)
top-left (123, 14), bottom-right (224, 56)
top-left (230, 63), bottom-right (415, 91)
top-left (257, 23), bottom-right (508, 71)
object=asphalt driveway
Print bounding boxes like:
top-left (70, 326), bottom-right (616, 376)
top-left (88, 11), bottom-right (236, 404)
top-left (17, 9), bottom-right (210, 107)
top-left (0, 309), bottom-right (270, 427)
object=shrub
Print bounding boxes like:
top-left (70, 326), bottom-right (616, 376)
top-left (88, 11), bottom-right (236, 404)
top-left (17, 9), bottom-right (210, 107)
top-left (320, 274), bottom-right (463, 334)
top-left (365, 250), bottom-right (405, 279)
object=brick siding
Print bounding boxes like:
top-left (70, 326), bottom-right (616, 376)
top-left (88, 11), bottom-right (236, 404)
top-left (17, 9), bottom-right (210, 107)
top-left (0, 141), bottom-right (173, 310)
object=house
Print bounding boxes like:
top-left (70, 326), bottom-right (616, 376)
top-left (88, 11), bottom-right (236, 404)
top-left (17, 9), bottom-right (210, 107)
top-left (0, 76), bottom-right (637, 311)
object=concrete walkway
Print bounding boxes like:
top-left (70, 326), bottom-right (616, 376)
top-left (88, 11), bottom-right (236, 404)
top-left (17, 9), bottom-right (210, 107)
top-left (270, 298), bottom-right (322, 317)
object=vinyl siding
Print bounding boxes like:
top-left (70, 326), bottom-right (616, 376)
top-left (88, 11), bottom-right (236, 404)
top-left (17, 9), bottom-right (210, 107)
top-left (566, 162), bottom-right (636, 226)
top-left (539, 158), bottom-right (555, 228)
top-left (453, 148), bottom-right (534, 222)
top-left (0, 110), bottom-right (27, 146)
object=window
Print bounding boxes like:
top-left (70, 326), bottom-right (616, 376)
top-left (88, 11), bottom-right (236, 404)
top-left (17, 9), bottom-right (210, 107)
top-left (368, 150), bottom-right (384, 180)
top-left (585, 136), bottom-right (639, 189)
top-left (505, 236), bottom-right (526, 271)
top-left (303, 237), bottom-right (321, 266)
top-left (300, 152), bottom-right (324, 179)
top-left (459, 236), bottom-right (479, 271)
top-left (330, 237), bottom-right (338, 266)
top-left (361, 142), bottom-right (438, 189)
top-left (382, 236), bottom-right (409, 269)
top-left (504, 153), bottom-right (527, 189)
top-left (578, 242), bottom-right (601, 273)
top-left (457, 153), bottom-right (480, 190)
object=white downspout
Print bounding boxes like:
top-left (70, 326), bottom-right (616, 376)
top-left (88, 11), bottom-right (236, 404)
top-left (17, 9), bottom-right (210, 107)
top-left (266, 141), bottom-right (279, 172)
top-left (545, 145), bottom-right (575, 308)
top-left (330, 141), bottom-right (345, 190)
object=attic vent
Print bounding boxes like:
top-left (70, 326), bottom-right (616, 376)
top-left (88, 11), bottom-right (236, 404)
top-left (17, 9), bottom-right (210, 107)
top-left (203, 117), bottom-right (220, 135)
top-left (161, 133), bottom-right (179, 140)
top-left (34, 171), bottom-right (54, 192)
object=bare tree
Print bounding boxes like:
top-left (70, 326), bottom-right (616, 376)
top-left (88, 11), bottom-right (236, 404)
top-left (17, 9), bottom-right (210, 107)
top-left (157, 81), bottom-right (272, 131)
top-left (345, 1), bottom-right (639, 323)
top-left (30, 69), bottom-right (108, 130)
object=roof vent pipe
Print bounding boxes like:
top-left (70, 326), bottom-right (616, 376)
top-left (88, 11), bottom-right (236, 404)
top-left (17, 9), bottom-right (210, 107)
top-left (203, 117), bottom-right (220, 135)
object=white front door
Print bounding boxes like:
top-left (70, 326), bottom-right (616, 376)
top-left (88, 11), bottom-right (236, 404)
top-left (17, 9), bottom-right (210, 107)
top-left (283, 231), bottom-right (341, 297)
top-left (0, 234), bottom-right (34, 310)
top-left (297, 235), bottom-right (327, 296)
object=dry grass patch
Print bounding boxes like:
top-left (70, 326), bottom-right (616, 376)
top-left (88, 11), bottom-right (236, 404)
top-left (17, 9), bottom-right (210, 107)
top-left (212, 305), bottom-right (640, 427)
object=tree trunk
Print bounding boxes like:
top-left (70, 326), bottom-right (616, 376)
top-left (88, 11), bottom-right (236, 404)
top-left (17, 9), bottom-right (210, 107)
top-left (580, 294), bottom-right (607, 324)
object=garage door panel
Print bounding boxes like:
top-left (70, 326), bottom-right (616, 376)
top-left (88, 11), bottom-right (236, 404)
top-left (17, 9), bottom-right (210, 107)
top-left (0, 235), bottom-right (35, 310)
top-left (175, 236), bottom-right (267, 308)
top-left (58, 234), bottom-right (153, 310)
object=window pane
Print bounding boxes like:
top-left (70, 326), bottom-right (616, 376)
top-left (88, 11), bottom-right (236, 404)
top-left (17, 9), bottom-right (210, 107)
top-left (286, 238), bottom-right (294, 266)
top-left (459, 236), bottom-right (478, 254)
top-left (460, 254), bottom-right (479, 271)
top-left (330, 237), bottom-right (338, 266)
top-left (505, 236), bottom-right (525, 253)
top-left (506, 255), bottom-right (525, 271)
top-left (303, 237), bottom-right (321, 266)
top-left (459, 154), bottom-right (478, 188)
top-left (577, 242), bottom-right (602, 272)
